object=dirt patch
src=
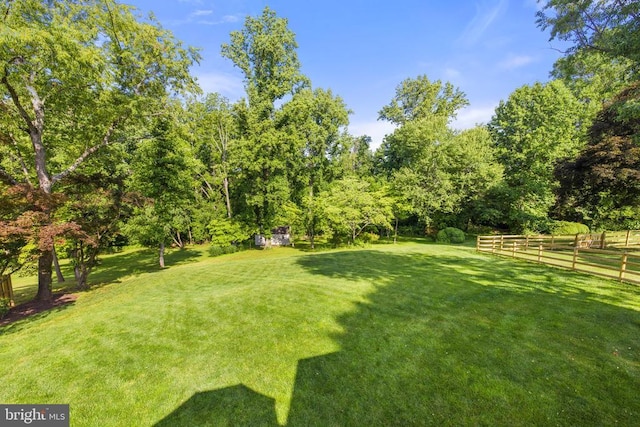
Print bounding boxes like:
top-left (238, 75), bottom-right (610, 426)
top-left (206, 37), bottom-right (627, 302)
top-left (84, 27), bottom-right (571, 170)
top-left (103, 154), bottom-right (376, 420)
top-left (0, 293), bottom-right (77, 326)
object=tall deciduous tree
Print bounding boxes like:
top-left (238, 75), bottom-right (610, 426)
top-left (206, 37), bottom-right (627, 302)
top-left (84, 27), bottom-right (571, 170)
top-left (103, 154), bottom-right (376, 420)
top-left (377, 75), bottom-right (468, 174)
top-left (126, 114), bottom-right (194, 268)
top-left (279, 88), bottom-right (350, 248)
top-left (488, 80), bottom-right (586, 232)
top-left (537, 0), bottom-right (640, 68)
top-left (378, 74), bottom-right (468, 126)
top-left (318, 177), bottom-right (393, 245)
top-left (221, 7), bottom-right (308, 233)
top-left (555, 81), bottom-right (640, 229)
top-left (56, 163), bottom-right (129, 289)
top-left (0, 0), bottom-right (198, 300)
top-left (187, 93), bottom-right (238, 220)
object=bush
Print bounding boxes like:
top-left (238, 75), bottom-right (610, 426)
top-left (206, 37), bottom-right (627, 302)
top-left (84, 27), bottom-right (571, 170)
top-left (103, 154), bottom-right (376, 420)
top-left (0, 298), bottom-right (10, 319)
top-left (358, 232), bottom-right (380, 244)
top-left (436, 227), bottom-right (466, 244)
top-left (548, 221), bottom-right (590, 235)
top-left (208, 245), bottom-right (239, 257)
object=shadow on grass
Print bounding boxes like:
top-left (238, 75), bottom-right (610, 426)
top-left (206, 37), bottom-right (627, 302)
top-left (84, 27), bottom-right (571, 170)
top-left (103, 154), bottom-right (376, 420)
top-left (155, 385), bottom-right (278, 427)
top-left (88, 247), bottom-right (202, 286)
top-left (2, 247), bottom-right (203, 332)
top-left (0, 295), bottom-right (76, 336)
top-left (157, 248), bottom-right (640, 425)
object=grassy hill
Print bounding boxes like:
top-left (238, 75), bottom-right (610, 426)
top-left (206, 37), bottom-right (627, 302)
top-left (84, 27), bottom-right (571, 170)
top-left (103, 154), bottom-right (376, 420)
top-left (1, 240), bottom-right (639, 426)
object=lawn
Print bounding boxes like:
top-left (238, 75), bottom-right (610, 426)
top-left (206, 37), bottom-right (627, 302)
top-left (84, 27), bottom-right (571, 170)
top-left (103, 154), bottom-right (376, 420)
top-left (1, 240), bottom-right (639, 426)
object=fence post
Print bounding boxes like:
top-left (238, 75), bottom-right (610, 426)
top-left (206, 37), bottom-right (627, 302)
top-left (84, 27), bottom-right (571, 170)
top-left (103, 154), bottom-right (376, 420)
top-left (574, 234), bottom-right (580, 248)
top-left (572, 248), bottom-right (578, 270)
top-left (537, 245), bottom-right (543, 263)
top-left (551, 235), bottom-right (555, 250)
top-left (625, 230), bottom-right (631, 247)
top-left (619, 252), bottom-right (628, 282)
top-left (500, 235), bottom-right (504, 251)
top-left (601, 231), bottom-right (606, 249)
top-left (1, 275), bottom-right (14, 307)
top-left (476, 235), bottom-right (480, 251)
top-left (512, 240), bottom-right (517, 257)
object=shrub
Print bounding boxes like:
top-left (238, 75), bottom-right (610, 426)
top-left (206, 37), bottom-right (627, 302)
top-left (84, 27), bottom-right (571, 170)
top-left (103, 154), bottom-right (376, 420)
top-left (0, 298), bottom-right (10, 319)
top-left (208, 245), bottom-right (239, 257)
top-left (548, 221), bottom-right (590, 235)
top-left (358, 232), bottom-right (380, 244)
top-left (436, 227), bottom-right (466, 244)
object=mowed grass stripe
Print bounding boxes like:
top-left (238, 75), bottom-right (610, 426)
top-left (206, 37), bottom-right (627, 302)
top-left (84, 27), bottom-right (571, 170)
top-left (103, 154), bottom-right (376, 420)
top-left (0, 241), bottom-right (638, 426)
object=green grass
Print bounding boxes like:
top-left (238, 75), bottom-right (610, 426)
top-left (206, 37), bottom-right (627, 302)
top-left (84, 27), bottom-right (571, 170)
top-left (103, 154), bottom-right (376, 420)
top-left (1, 240), bottom-right (639, 426)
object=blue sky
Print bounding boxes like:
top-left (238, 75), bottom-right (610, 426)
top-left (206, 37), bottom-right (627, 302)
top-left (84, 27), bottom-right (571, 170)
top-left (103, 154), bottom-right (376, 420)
top-left (126, 0), bottom-right (568, 148)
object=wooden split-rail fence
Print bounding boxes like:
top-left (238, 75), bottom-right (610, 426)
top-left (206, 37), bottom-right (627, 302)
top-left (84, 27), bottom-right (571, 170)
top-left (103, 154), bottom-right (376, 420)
top-left (477, 230), bottom-right (640, 285)
top-left (1, 274), bottom-right (15, 307)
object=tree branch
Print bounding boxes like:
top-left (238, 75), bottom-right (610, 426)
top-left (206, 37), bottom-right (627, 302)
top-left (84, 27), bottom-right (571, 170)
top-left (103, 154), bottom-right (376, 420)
top-left (0, 165), bottom-right (18, 185)
top-left (1, 64), bottom-right (36, 135)
top-left (9, 133), bottom-right (33, 186)
top-left (51, 119), bottom-right (120, 185)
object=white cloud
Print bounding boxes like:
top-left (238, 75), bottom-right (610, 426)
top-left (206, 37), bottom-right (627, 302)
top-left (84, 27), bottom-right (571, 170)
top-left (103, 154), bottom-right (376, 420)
top-left (451, 104), bottom-right (497, 130)
top-left (349, 120), bottom-right (397, 151)
top-left (458, 0), bottom-right (509, 47)
top-left (444, 67), bottom-right (462, 81)
top-left (221, 15), bottom-right (240, 23)
top-left (191, 10), bottom-right (214, 17)
top-left (498, 54), bottom-right (536, 70)
top-left (195, 72), bottom-right (244, 99)
top-left (196, 14), bottom-right (241, 25)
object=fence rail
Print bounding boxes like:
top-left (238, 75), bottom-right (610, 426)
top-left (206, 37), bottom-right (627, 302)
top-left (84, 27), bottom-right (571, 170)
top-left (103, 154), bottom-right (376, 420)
top-left (477, 231), bottom-right (640, 285)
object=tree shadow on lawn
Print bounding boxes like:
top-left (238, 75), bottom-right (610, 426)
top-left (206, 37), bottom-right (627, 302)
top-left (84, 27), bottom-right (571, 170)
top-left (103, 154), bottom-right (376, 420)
top-left (0, 294), bottom-right (77, 335)
top-left (78, 247), bottom-right (203, 287)
top-left (1, 248), bottom-right (202, 332)
top-left (155, 249), bottom-right (640, 426)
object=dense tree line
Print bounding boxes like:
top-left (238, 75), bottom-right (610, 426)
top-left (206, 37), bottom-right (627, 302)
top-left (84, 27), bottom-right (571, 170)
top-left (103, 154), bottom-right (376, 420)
top-left (1, 0), bottom-right (638, 301)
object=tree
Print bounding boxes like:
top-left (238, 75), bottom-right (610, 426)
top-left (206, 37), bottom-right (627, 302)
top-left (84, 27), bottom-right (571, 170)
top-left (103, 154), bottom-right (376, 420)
top-left (376, 75), bottom-right (468, 174)
top-left (0, 185), bottom-right (38, 276)
top-left (221, 7), bottom-right (309, 233)
top-left (552, 50), bottom-right (634, 108)
top-left (537, 0), bottom-right (640, 68)
top-left (0, 0), bottom-right (198, 300)
top-left (187, 93), bottom-right (238, 220)
top-left (318, 177), bottom-right (393, 245)
top-left (488, 80), bottom-right (586, 232)
top-left (378, 75), bottom-right (469, 126)
top-left (56, 165), bottom-right (129, 289)
top-left (278, 88), bottom-right (350, 248)
top-left (555, 81), bottom-right (640, 229)
top-left (126, 114), bottom-right (195, 267)
top-left (377, 115), bottom-right (450, 173)
top-left (436, 127), bottom-right (504, 229)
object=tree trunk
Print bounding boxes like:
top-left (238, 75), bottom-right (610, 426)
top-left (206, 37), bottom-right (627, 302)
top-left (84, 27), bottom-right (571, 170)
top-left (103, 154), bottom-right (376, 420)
top-left (394, 216), bottom-right (399, 244)
top-left (223, 176), bottom-right (232, 219)
top-left (35, 249), bottom-right (54, 301)
top-left (159, 241), bottom-right (165, 268)
top-left (52, 245), bottom-right (65, 283)
top-left (308, 178), bottom-right (315, 249)
top-left (74, 264), bottom-right (89, 290)
top-left (173, 231), bottom-right (184, 249)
